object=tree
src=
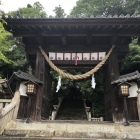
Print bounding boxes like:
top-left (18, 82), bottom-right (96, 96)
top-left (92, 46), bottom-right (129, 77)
top-left (0, 22), bottom-right (12, 66)
top-left (8, 1), bottom-right (47, 17)
top-left (71, 0), bottom-right (140, 16)
top-left (33, 1), bottom-right (44, 11)
top-left (71, 0), bottom-right (140, 73)
top-left (0, 21), bottom-right (27, 77)
top-left (53, 5), bottom-right (66, 18)
top-left (121, 39), bottom-right (140, 73)
top-left (0, 1), bottom-right (47, 77)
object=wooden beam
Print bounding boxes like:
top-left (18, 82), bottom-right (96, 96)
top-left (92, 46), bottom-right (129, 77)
top-left (25, 45), bottom-right (129, 55)
top-left (0, 99), bottom-right (12, 103)
top-left (46, 25), bottom-right (52, 31)
top-left (102, 25), bottom-right (109, 31)
top-left (61, 35), bottom-right (67, 46)
top-left (12, 30), bottom-right (140, 37)
top-left (4, 18), bottom-right (140, 27)
top-left (110, 36), bottom-right (119, 45)
top-left (86, 35), bottom-right (92, 45)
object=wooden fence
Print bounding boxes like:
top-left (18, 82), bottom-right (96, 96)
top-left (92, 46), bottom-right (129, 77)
top-left (0, 91), bottom-right (20, 134)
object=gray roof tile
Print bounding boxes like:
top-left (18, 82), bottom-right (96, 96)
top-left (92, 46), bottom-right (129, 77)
top-left (111, 71), bottom-right (140, 84)
top-left (9, 70), bottom-right (43, 85)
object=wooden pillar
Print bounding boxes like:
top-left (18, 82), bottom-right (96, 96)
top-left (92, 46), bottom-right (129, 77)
top-left (105, 52), bottom-right (124, 123)
top-left (103, 66), bottom-right (113, 121)
top-left (41, 65), bottom-right (52, 119)
top-left (30, 50), bottom-right (45, 121)
top-left (137, 81), bottom-right (140, 121)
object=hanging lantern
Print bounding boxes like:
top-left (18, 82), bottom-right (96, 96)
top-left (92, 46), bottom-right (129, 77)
top-left (25, 81), bottom-right (37, 95)
top-left (119, 82), bottom-right (132, 97)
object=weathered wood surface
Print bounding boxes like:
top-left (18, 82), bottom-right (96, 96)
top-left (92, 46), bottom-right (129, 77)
top-left (137, 90), bottom-right (140, 121)
top-left (0, 99), bottom-right (12, 103)
top-left (3, 18), bottom-right (140, 37)
top-left (17, 96), bottom-right (28, 119)
top-left (103, 66), bottom-right (112, 121)
top-left (127, 97), bottom-right (139, 121)
top-left (0, 99), bottom-right (12, 108)
top-left (41, 65), bottom-right (52, 119)
top-left (104, 52), bottom-right (124, 123)
top-left (30, 51), bottom-right (45, 121)
top-left (0, 91), bottom-right (20, 134)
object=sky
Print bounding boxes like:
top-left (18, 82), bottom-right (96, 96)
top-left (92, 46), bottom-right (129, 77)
top-left (0, 0), bottom-right (78, 16)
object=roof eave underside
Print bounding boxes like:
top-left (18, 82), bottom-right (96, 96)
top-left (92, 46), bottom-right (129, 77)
top-left (2, 17), bottom-right (140, 37)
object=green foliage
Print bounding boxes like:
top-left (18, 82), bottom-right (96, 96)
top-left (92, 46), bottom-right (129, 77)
top-left (0, 1), bottom-right (46, 78)
top-left (121, 38), bottom-right (140, 73)
top-left (53, 5), bottom-right (66, 18)
top-left (0, 22), bottom-right (27, 78)
top-left (71, 0), bottom-right (140, 16)
top-left (0, 22), bottom-right (13, 65)
top-left (8, 1), bottom-right (47, 17)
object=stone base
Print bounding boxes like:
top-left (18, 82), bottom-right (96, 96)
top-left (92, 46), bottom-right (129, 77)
top-left (1, 120), bottom-right (140, 139)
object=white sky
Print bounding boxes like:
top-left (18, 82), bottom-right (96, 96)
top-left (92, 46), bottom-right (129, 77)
top-left (0, 0), bottom-right (78, 16)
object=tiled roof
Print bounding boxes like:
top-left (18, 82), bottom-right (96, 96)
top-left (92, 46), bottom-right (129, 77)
top-left (2, 13), bottom-right (140, 19)
top-left (111, 71), bottom-right (140, 84)
top-left (9, 70), bottom-right (43, 85)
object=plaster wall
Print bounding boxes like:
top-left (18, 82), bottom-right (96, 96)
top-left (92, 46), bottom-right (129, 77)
top-left (19, 82), bottom-right (27, 96)
top-left (128, 82), bottom-right (138, 98)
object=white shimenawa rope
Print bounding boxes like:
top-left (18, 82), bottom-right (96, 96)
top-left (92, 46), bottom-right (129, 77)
top-left (91, 74), bottom-right (96, 89)
top-left (56, 76), bottom-right (61, 92)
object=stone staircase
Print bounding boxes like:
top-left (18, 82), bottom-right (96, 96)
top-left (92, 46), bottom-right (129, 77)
top-left (1, 90), bottom-right (140, 140)
top-left (56, 97), bottom-right (87, 120)
top-left (1, 120), bottom-right (140, 139)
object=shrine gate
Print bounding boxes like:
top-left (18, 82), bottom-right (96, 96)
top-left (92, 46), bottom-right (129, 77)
top-left (2, 15), bottom-right (140, 123)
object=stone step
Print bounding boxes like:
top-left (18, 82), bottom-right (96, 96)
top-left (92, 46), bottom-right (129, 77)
top-left (0, 136), bottom-right (124, 140)
top-left (56, 98), bottom-right (87, 120)
top-left (2, 120), bottom-right (140, 139)
top-left (0, 137), bottom-right (122, 140)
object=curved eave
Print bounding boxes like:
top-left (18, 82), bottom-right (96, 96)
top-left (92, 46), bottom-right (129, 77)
top-left (2, 17), bottom-right (140, 37)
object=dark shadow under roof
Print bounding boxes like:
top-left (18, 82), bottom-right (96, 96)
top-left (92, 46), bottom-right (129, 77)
top-left (111, 71), bottom-right (140, 84)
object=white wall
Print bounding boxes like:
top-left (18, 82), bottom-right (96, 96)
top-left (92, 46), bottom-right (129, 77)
top-left (128, 82), bottom-right (138, 98)
top-left (19, 82), bottom-right (27, 96)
